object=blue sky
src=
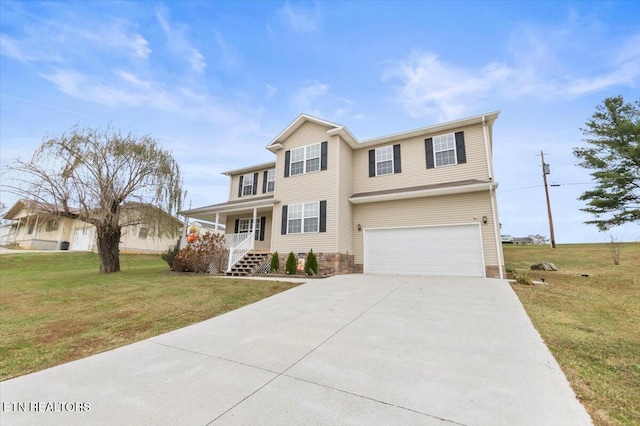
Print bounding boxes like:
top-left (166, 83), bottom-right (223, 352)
top-left (1, 1), bottom-right (639, 243)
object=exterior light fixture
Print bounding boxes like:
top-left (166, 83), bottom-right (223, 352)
top-left (482, 216), bottom-right (488, 224)
top-left (357, 224), bottom-right (362, 231)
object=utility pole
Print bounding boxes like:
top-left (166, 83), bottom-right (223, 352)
top-left (540, 150), bottom-right (556, 248)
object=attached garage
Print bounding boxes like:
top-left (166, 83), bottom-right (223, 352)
top-left (363, 223), bottom-right (485, 276)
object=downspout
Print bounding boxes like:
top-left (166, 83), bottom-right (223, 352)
top-left (482, 116), bottom-right (493, 180)
top-left (490, 186), bottom-right (504, 279)
top-left (336, 135), bottom-right (340, 252)
top-left (482, 116), bottom-right (504, 279)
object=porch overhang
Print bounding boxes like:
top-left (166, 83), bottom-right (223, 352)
top-left (349, 180), bottom-right (498, 204)
top-left (179, 196), bottom-right (276, 224)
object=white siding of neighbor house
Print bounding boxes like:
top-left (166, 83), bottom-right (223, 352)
top-left (352, 191), bottom-right (498, 268)
top-left (271, 121), bottom-right (340, 255)
top-left (352, 123), bottom-right (490, 195)
top-left (119, 225), bottom-right (180, 253)
top-left (11, 211), bottom-right (76, 250)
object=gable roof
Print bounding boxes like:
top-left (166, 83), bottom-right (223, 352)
top-left (266, 111), bottom-right (500, 153)
top-left (266, 114), bottom-right (344, 152)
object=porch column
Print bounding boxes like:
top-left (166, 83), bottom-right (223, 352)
top-left (214, 213), bottom-right (219, 233)
top-left (251, 207), bottom-right (257, 250)
top-left (33, 215), bottom-right (40, 239)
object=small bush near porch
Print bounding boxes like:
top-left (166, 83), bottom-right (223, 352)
top-left (0, 252), bottom-right (299, 380)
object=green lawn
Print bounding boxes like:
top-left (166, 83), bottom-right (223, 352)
top-left (0, 252), bottom-right (300, 381)
top-left (505, 243), bottom-right (640, 426)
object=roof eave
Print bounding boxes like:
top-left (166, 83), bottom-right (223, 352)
top-left (349, 181), bottom-right (499, 204)
top-left (356, 111), bottom-right (500, 149)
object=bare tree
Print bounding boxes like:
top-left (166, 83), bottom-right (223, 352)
top-left (2, 126), bottom-right (183, 273)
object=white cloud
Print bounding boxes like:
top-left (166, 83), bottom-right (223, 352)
top-left (382, 51), bottom-right (512, 120)
top-left (156, 9), bottom-right (206, 73)
top-left (384, 22), bottom-right (640, 120)
top-left (279, 2), bottom-right (321, 33)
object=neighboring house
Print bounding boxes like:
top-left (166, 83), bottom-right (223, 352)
top-left (180, 112), bottom-right (505, 278)
top-left (3, 199), bottom-right (182, 254)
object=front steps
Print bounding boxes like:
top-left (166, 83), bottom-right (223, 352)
top-left (226, 251), bottom-right (270, 277)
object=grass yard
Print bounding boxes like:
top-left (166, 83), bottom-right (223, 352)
top-left (0, 252), bottom-right (300, 381)
top-left (504, 243), bottom-right (640, 426)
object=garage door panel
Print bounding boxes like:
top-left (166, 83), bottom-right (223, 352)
top-left (364, 224), bottom-right (484, 277)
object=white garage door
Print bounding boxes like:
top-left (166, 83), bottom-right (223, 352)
top-left (364, 224), bottom-right (485, 277)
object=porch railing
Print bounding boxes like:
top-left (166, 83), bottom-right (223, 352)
top-left (226, 232), bottom-right (254, 272)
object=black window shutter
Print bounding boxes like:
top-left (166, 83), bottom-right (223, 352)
top-left (281, 205), bottom-right (288, 235)
top-left (425, 138), bottom-right (435, 169)
top-left (368, 149), bottom-right (375, 177)
top-left (284, 151), bottom-right (291, 177)
top-left (319, 200), bottom-right (327, 233)
top-left (238, 176), bottom-right (244, 197)
top-left (455, 132), bottom-right (466, 164)
top-left (393, 144), bottom-right (402, 174)
top-left (234, 219), bottom-right (239, 233)
top-left (321, 141), bottom-right (328, 171)
top-left (252, 172), bottom-right (258, 195)
top-left (259, 216), bottom-right (266, 241)
top-left (262, 171), bottom-right (268, 193)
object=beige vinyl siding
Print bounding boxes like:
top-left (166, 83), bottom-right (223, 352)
top-left (352, 191), bottom-right (498, 268)
top-left (271, 121), bottom-right (339, 254)
top-left (225, 211), bottom-right (272, 252)
top-left (228, 168), bottom-right (275, 202)
top-left (337, 136), bottom-right (354, 253)
top-left (352, 123), bottom-right (490, 195)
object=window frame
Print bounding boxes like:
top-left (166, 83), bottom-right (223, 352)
top-left (45, 219), bottom-right (59, 232)
top-left (241, 173), bottom-right (254, 196)
top-left (266, 169), bottom-right (275, 193)
top-left (238, 218), bottom-right (261, 241)
top-left (433, 133), bottom-right (457, 167)
top-left (138, 227), bottom-right (149, 239)
top-left (290, 143), bottom-right (321, 176)
top-left (375, 145), bottom-right (394, 176)
top-left (287, 201), bottom-right (320, 234)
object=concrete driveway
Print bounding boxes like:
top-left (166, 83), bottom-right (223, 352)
top-left (1, 274), bottom-right (591, 425)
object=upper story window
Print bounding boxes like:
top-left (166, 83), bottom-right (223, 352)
top-left (291, 143), bottom-right (319, 175)
top-left (425, 131), bottom-right (467, 169)
top-left (368, 144), bottom-right (401, 177)
top-left (376, 146), bottom-right (394, 176)
top-left (242, 173), bottom-right (254, 196)
top-left (238, 172), bottom-right (258, 198)
top-left (284, 141), bottom-right (328, 177)
top-left (433, 133), bottom-right (456, 167)
top-left (265, 169), bottom-right (275, 193)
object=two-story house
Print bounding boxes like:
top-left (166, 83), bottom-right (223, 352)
top-left (180, 112), bottom-right (505, 278)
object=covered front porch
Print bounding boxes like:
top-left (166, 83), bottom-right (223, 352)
top-left (179, 196), bottom-right (275, 273)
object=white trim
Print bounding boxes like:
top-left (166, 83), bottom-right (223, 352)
top-left (222, 161), bottom-right (276, 176)
top-left (350, 182), bottom-right (498, 204)
top-left (289, 142), bottom-right (321, 176)
top-left (432, 132), bottom-right (457, 168)
top-left (374, 145), bottom-right (394, 176)
top-left (267, 114), bottom-right (342, 151)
